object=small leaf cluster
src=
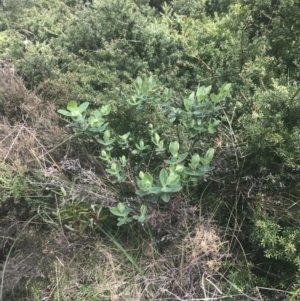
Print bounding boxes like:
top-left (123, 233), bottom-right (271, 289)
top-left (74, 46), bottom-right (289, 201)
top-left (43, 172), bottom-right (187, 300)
top-left (109, 203), bottom-right (150, 226)
top-left (43, 187), bottom-right (107, 237)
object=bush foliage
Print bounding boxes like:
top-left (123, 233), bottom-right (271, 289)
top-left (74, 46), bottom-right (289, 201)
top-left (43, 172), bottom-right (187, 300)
top-left (1, 0), bottom-right (300, 300)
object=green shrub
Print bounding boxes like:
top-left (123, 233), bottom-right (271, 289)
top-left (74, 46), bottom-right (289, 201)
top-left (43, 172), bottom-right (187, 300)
top-left (58, 77), bottom-right (231, 225)
top-left (238, 83), bottom-right (300, 185)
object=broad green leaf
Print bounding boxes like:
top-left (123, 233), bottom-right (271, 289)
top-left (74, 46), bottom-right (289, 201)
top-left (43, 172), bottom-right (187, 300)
top-left (115, 172), bottom-right (126, 183)
top-left (133, 215), bottom-right (150, 222)
top-left (169, 141), bottom-right (179, 158)
top-left (184, 165), bottom-right (213, 177)
top-left (184, 98), bottom-right (193, 110)
top-left (148, 76), bottom-right (156, 90)
top-left (222, 83), bottom-right (231, 92)
top-left (152, 133), bottom-right (160, 145)
top-left (135, 139), bottom-right (147, 151)
top-left (143, 172), bottom-right (153, 187)
top-left (161, 183), bottom-right (182, 193)
top-left (137, 172), bottom-right (153, 191)
top-left (161, 186), bottom-right (172, 193)
top-left (94, 110), bottom-right (102, 118)
top-left (196, 86), bottom-right (211, 101)
top-left (96, 138), bottom-right (115, 146)
top-left (88, 116), bottom-right (100, 127)
top-left (162, 88), bottom-right (172, 102)
top-left (169, 183), bottom-right (182, 192)
top-left (104, 130), bottom-right (113, 142)
top-left (117, 219), bottom-right (125, 226)
top-left (204, 85), bottom-right (212, 94)
top-left (133, 215), bottom-right (146, 222)
top-left (205, 148), bottom-right (214, 163)
top-left (210, 93), bottom-right (219, 103)
top-left (140, 204), bottom-right (147, 216)
top-left (117, 202), bottom-right (126, 214)
top-left (135, 141), bottom-right (149, 151)
top-left (159, 169), bottom-right (168, 187)
top-left (158, 141), bottom-right (164, 148)
top-left (169, 164), bottom-right (176, 173)
top-left (177, 152), bottom-right (188, 162)
top-left (89, 122), bottom-right (108, 133)
top-left (57, 109), bottom-right (72, 117)
top-left (189, 91), bottom-right (195, 100)
top-left (110, 207), bottom-right (124, 217)
top-left (135, 190), bottom-right (150, 196)
top-left (119, 132), bottom-right (130, 140)
top-left (197, 94), bottom-right (208, 102)
top-left (77, 102), bottom-right (89, 113)
top-left (189, 154), bottom-right (200, 169)
top-left (149, 187), bottom-right (162, 194)
top-left (71, 112), bottom-right (83, 122)
top-left (164, 153), bottom-right (188, 164)
top-left (119, 155), bottom-right (127, 167)
top-left (126, 96), bottom-right (138, 106)
top-left (117, 216), bottom-right (133, 226)
top-left (67, 101), bottom-right (78, 112)
top-left (161, 193), bottom-right (170, 202)
top-left (100, 150), bottom-right (111, 161)
top-left (175, 164), bottom-right (184, 173)
top-left (106, 162), bottom-right (121, 175)
top-left (135, 76), bottom-right (143, 91)
top-left (166, 173), bottom-right (180, 186)
top-left (100, 104), bottom-right (111, 116)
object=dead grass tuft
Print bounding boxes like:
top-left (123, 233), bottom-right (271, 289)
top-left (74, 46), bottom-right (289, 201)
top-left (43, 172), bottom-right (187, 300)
top-left (141, 221), bottom-right (229, 300)
top-left (0, 64), bottom-right (68, 169)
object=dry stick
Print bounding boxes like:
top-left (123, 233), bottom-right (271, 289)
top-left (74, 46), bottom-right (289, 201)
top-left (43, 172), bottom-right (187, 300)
top-left (2, 125), bottom-right (24, 163)
top-left (23, 126), bottom-right (62, 168)
top-left (24, 128), bottom-right (76, 172)
top-left (0, 125), bottom-right (19, 144)
top-left (124, 148), bottom-right (138, 191)
top-left (187, 49), bottom-right (214, 76)
top-left (28, 137), bottom-right (47, 170)
top-left (256, 286), bottom-right (291, 294)
top-left (222, 109), bottom-right (240, 168)
top-left (27, 131), bottom-right (76, 162)
top-left (202, 273), bottom-right (208, 300)
top-left (205, 276), bottom-right (223, 295)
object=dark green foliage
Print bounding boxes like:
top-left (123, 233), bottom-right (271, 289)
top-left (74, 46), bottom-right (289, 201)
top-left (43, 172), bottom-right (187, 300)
top-left (239, 85), bottom-right (300, 184)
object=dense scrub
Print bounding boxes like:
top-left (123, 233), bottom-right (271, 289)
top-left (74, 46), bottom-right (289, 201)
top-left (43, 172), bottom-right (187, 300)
top-left (1, 0), bottom-right (300, 300)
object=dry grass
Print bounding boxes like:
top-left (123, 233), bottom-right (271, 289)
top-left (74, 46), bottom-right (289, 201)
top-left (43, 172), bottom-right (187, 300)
top-left (0, 64), bottom-right (69, 167)
top-left (1, 218), bottom-right (233, 301)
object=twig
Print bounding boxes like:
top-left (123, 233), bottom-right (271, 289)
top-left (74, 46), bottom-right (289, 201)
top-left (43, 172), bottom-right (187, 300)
top-left (2, 125), bottom-right (24, 162)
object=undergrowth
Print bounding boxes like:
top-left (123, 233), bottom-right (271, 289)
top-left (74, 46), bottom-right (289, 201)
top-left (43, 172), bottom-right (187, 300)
top-left (1, 0), bottom-right (300, 300)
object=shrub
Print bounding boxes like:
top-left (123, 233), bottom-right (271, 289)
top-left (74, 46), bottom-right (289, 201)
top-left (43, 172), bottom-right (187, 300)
top-left (58, 77), bottom-right (231, 225)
